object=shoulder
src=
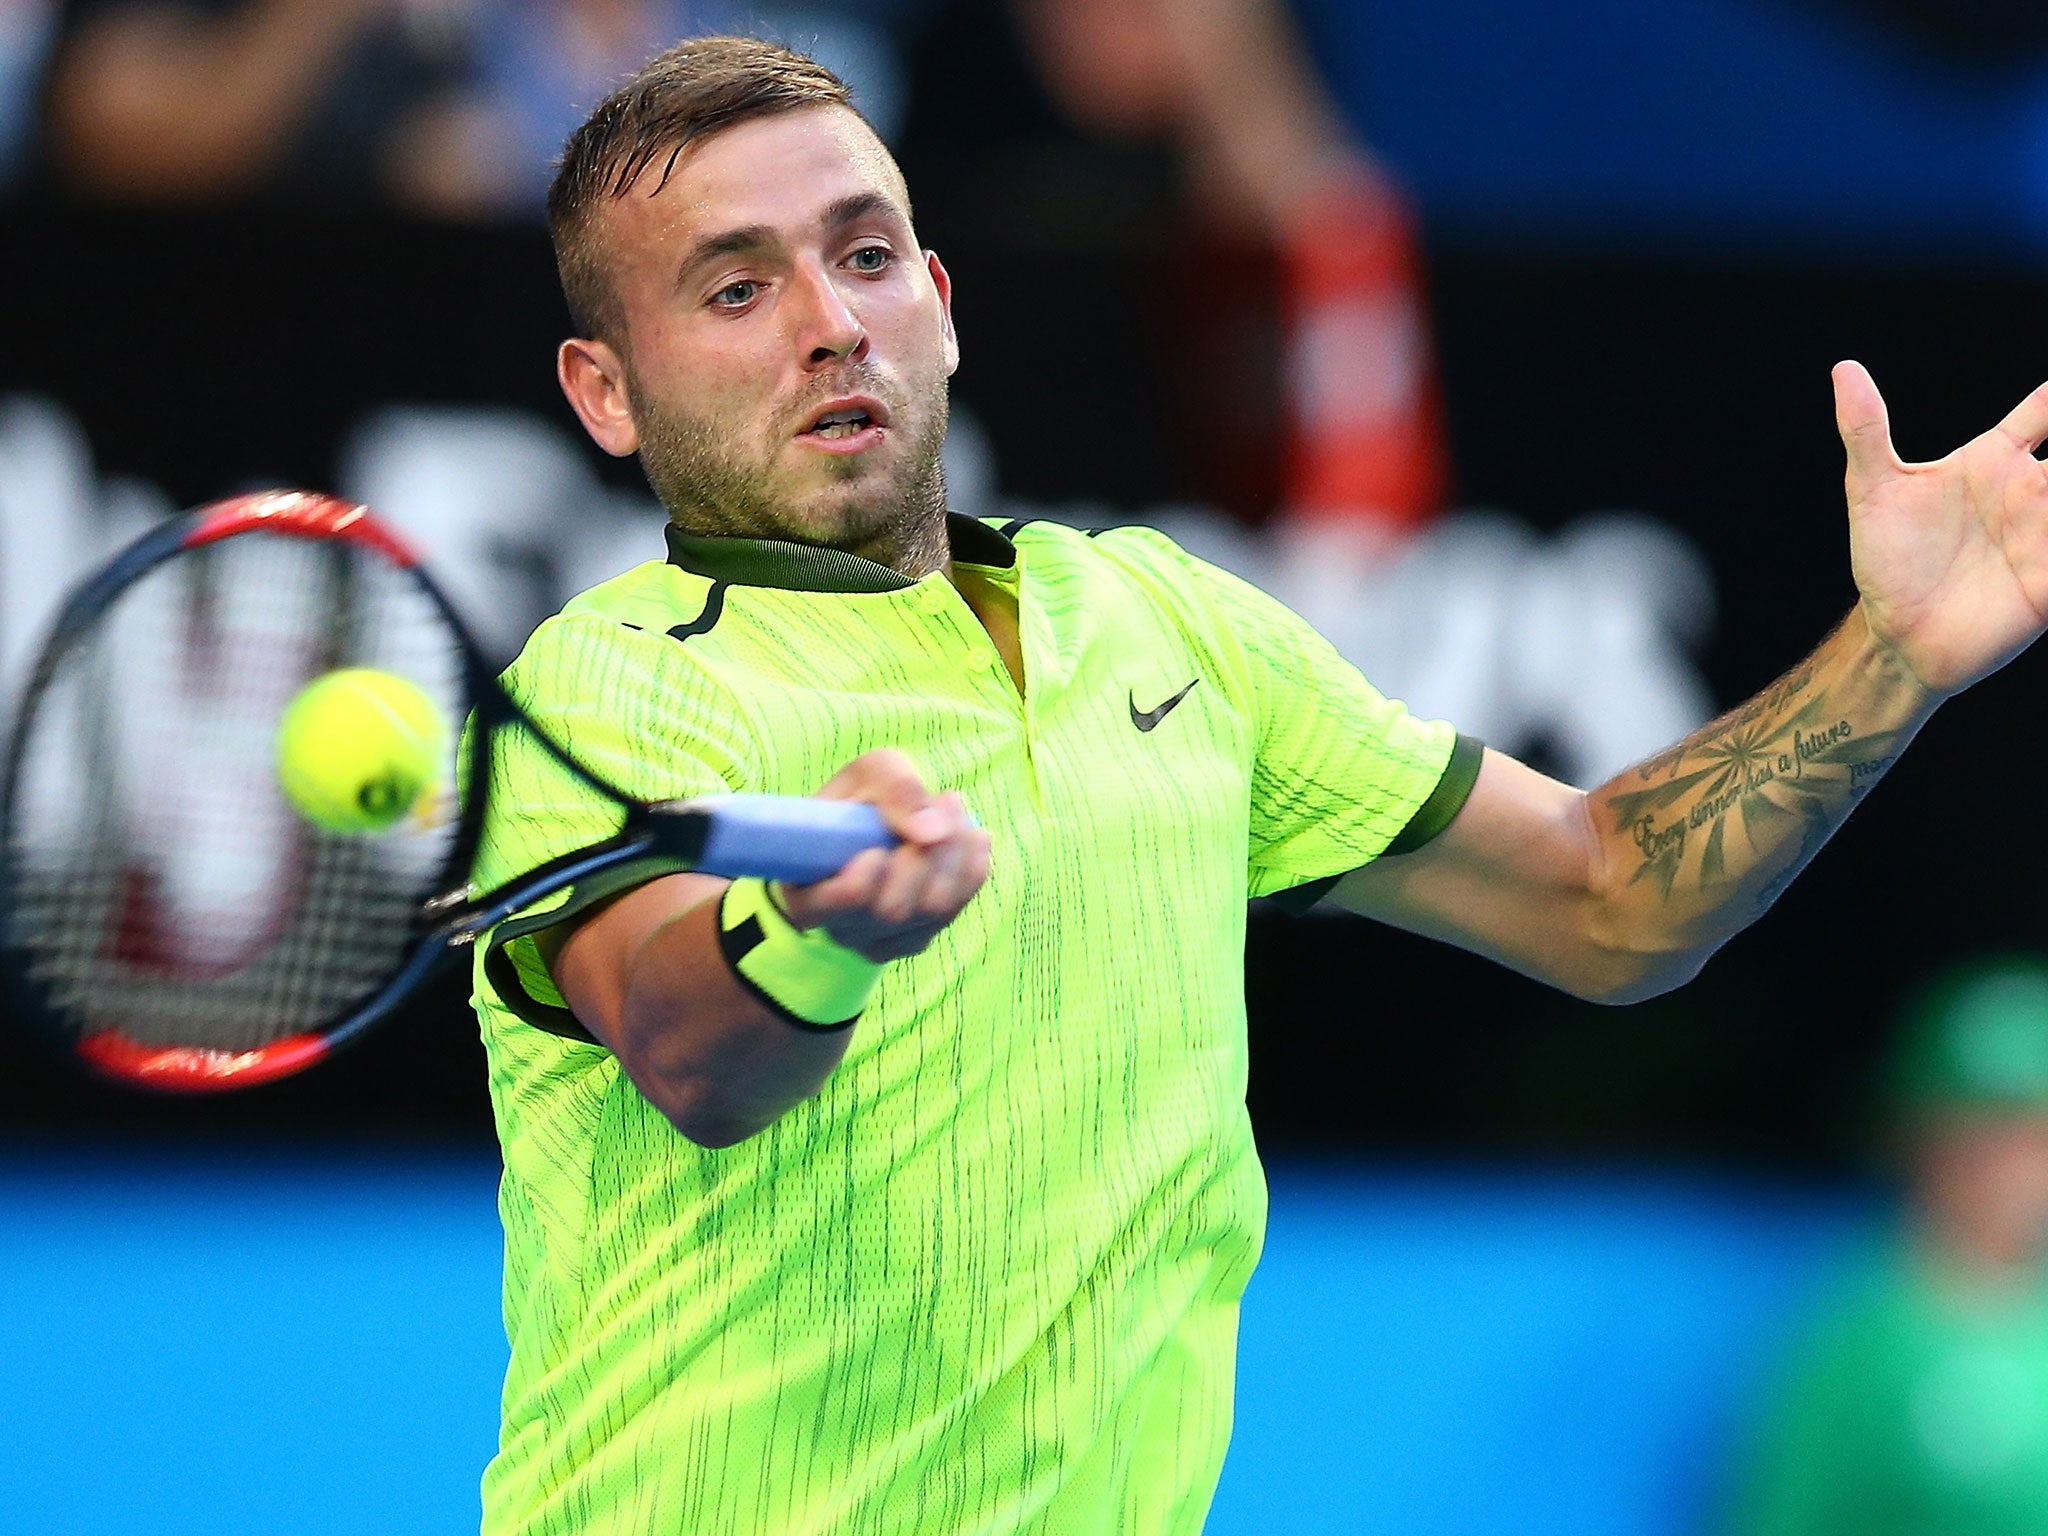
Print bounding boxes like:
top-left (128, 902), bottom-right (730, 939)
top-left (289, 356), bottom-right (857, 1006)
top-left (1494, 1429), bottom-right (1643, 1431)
top-left (1004, 518), bottom-right (1275, 615)
top-left (503, 562), bottom-right (736, 712)
top-left (995, 516), bottom-right (1194, 572)
top-left (491, 579), bottom-right (761, 794)
top-left (513, 559), bottom-right (724, 662)
top-left (1001, 516), bottom-right (1318, 666)
top-left (996, 517), bottom-right (1233, 625)
top-left (556, 558), bottom-right (724, 635)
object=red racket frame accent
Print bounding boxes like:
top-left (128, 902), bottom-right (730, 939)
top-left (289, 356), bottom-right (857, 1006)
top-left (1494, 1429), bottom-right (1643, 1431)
top-left (76, 1029), bottom-right (331, 1092)
top-left (182, 490), bottom-right (419, 568)
top-left (0, 489), bottom-right (459, 1093)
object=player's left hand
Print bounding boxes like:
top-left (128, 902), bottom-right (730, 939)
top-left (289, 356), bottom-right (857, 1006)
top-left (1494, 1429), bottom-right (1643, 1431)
top-left (1837, 360), bottom-right (2048, 698)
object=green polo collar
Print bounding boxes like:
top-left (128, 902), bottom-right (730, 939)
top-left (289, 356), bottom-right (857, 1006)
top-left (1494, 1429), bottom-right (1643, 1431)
top-left (664, 513), bottom-right (1017, 593)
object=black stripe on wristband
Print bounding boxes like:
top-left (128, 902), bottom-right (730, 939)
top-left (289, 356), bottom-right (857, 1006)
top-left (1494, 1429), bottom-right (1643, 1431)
top-left (714, 909), bottom-right (861, 1034)
top-left (723, 913), bottom-right (766, 963)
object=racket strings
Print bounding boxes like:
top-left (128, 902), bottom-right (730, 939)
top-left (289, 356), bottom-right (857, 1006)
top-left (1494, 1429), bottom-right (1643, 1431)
top-left (6, 532), bottom-right (468, 1052)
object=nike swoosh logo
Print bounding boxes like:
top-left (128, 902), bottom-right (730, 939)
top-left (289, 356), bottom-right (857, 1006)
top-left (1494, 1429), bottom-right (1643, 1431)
top-left (1130, 678), bottom-right (1200, 732)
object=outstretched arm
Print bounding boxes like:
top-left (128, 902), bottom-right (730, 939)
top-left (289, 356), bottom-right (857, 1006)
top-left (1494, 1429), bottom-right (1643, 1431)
top-left (546, 751), bottom-right (990, 1146)
top-left (1333, 610), bottom-right (1930, 1002)
top-left (1332, 362), bottom-right (2048, 1001)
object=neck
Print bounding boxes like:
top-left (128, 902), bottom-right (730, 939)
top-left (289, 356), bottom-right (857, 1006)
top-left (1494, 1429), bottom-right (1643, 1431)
top-left (840, 509), bottom-right (951, 581)
top-left (666, 507), bottom-right (952, 582)
top-left (667, 490), bottom-right (953, 582)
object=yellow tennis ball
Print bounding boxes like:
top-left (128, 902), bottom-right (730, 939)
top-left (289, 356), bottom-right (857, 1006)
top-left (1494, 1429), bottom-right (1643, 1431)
top-left (275, 668), bottom-right (446, 834)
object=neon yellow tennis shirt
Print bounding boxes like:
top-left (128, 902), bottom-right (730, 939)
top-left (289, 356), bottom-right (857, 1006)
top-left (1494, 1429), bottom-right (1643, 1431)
top-left (470, 515), bottom-right (1477, 1536)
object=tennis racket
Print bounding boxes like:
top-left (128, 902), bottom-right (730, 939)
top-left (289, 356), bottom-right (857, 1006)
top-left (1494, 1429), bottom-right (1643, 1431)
top-left (0, 489), bottom-right (894, 1092)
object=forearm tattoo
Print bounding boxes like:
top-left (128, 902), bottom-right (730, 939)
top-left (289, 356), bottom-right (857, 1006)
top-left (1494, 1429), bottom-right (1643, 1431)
top-left (1599, 652), bottom-right (1903, 912)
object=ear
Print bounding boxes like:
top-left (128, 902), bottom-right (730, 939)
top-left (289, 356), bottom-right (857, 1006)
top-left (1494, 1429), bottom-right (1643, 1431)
top-left (558, 337), bottom-right (640, 456)
top-left (926, 251), bottom-right (960, 376)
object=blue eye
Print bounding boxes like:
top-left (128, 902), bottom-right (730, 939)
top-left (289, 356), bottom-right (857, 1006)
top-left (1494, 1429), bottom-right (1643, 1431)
top-left (849, 247), bottom-right (890, 273)
top-left (712, 280), bottom-right (758, 307)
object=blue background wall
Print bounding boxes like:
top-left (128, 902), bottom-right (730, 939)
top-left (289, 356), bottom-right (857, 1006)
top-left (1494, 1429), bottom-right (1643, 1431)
top-left (1300, 0), bottom-right (2048, 256)
top-left (0, 1154), bottom-right (1867, 1536)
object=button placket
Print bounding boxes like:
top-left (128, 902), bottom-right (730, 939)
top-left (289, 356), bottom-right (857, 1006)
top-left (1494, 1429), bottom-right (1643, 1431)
top-left (914, 578), bottom-right (1021, 704)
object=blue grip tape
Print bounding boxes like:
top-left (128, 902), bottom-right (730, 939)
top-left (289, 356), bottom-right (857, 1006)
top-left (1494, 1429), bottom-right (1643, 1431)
top-left (688, 796), bottom-right (896, 885)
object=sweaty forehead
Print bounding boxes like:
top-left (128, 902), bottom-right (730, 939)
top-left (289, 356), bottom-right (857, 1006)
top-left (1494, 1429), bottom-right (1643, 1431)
top-left (601, 106), bottom-right (912, 272)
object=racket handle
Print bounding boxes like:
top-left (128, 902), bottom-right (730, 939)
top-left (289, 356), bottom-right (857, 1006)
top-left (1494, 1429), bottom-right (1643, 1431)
top-left (669, 795), bottom-right (897, 885)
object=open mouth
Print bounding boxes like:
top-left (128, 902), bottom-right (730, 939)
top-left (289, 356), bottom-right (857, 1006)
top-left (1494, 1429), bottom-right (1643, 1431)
top-left (799, 397), bottom-right (890, 442)
top-left (810, 408), bottom-right (874, 439)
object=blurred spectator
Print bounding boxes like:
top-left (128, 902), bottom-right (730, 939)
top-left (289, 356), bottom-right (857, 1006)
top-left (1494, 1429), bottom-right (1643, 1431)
top-left (445, 1), bottom-right (913, 213)
top-left (1012, 0), bottom-right (1448, 538)
top-left (0, 0), bottom-right (55, 189)
top-left (38, 0), bottom-right (911, 213)
top-left (41, 0), bottom-right (1440, 539)
top-left (1726, 958), bottom-right (2048, 1536)
top-left (41, 0), bottom-right (1442, 538)
top-left (900, 0), bottom-right (1449, 540)
top-left (41, 0), bottom-right (473, 204)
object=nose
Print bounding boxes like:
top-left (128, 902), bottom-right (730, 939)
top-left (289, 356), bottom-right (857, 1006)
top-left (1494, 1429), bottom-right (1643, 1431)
top-left (791, 258), bottom-right (868, 368)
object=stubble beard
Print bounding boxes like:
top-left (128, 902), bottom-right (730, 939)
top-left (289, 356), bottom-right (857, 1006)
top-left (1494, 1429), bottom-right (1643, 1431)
top-left (632, 371), bottom-right (952, 577)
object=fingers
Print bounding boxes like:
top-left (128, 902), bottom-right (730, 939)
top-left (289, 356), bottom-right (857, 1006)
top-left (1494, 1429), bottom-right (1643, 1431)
top-left (822, 794), bottom-right (986, 924)
top-left (870, 792), bottom-right (981, 922)
top-left (790, 824), bottom-right (991, 960)
top-left (1833, 359), bottom-right (1902, 495)
top-left (1996, 377), bottom-right (2048, 455)
top-left (812, 748), bottom-right (951, 844)
top-left (781, 756), bottom-right (992, 958)
top-left (792, 845), bottom-right (891, 917)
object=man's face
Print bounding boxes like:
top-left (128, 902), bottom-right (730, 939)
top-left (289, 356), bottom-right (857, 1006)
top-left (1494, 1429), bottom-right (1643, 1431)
top-left (1916, 1113), bottom-right (2048, 1271)
top-left (586, 106), bottom-right (958, 551)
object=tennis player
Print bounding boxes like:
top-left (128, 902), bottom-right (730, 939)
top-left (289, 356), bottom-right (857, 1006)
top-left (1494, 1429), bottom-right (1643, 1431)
top-left (470, 36), bottom-right (2048, 1536)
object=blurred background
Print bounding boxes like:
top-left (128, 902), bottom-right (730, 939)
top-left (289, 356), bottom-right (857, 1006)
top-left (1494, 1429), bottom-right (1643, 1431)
top-left (5, 0), bottom-right (2048, 1531)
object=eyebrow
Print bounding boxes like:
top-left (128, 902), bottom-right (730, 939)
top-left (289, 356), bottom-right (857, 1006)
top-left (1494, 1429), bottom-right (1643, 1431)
top-left (675, 191), bottom-right (909, 288)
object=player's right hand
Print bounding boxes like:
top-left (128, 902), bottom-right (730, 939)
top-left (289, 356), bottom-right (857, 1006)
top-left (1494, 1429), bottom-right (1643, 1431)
top-left (778, 749), bottom-right (990, 963)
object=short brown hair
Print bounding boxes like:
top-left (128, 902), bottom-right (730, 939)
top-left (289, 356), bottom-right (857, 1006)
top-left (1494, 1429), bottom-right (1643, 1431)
top-left (548, 36), bottom-right (861, 343)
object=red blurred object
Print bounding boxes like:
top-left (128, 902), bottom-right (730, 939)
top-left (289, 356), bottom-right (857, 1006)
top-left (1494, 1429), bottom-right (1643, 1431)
top-left (77, 1029), bottom-right (332, 1092)
top-left (183, 488), bottom-right (420, 567)
top-left (1281, 184), bottom-right (1451, 535)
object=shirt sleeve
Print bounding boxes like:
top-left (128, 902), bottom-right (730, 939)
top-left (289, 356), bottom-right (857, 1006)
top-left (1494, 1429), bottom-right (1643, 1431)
top-left (471, 611), bottom-right (757, 1035)
top-left (1159, 540), bottom-right (1474, 907)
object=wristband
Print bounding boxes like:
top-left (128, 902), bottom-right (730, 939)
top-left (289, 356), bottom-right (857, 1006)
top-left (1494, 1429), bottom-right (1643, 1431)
top-left (716, 877), bottom-right (881, 1032)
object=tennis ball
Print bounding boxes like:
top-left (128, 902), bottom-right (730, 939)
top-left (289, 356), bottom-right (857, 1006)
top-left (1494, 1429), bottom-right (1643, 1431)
top-left (275, 668), bottom-right (446, 835)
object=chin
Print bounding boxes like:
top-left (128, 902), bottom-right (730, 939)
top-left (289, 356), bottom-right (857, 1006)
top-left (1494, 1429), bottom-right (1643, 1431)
top-left (751, 504), bottom-right (863, 553)
top-left (787, 485), bottom-right (916, 545)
